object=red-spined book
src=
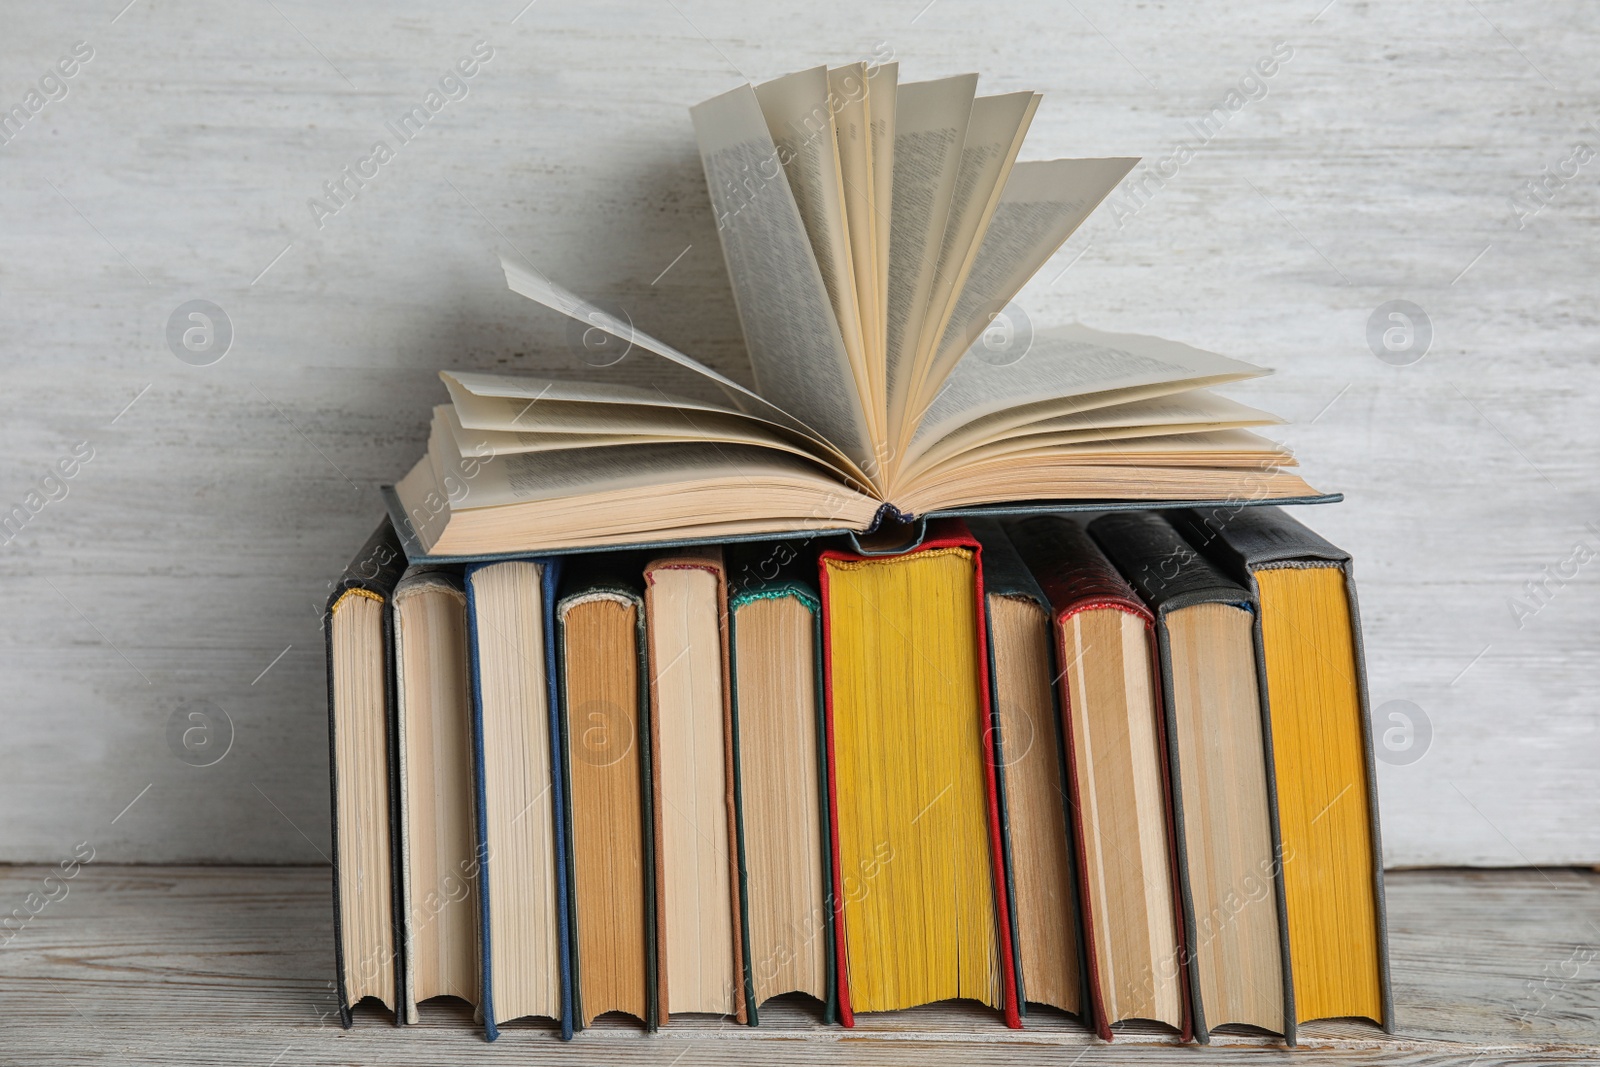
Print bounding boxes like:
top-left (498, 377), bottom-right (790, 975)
top-left (818, 518), bottom-right (1021, 1029)
top-left (1004, 514), bottom-right (1193, 1043)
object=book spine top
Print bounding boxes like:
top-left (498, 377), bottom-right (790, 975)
top-left (966, 517), bottom-right (1051, 614)
top-left (1171, 504), bottom-right (1351, 572)
top-left (327, 519), bottom-right (407, 614)
top-left (725, 539), bottom-right (820, 610)
top-left (1087, 511), bottom-right (1252, 614)
top-left (1002, 514), bottom-right (1151, 623)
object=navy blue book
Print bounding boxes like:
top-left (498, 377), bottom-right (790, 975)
top-left (463, 557), bottom-right (575, 1041)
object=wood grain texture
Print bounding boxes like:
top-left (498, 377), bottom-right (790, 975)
top-left (0, 0), bottom-right (1596, 864)
top-left (0, 866), bottom-right (1596, 1063)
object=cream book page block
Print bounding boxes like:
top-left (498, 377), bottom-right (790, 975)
top-left (649, 565), bottom-right (736, 1015)
top-left (471, 562), bottom-right (561, 1024)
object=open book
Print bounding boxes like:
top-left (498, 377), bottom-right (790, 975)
top-left (395, 63), bottom-right (1319, 557)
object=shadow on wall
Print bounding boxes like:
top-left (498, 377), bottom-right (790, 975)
top-left (439, 141), bottom-right (755, 402)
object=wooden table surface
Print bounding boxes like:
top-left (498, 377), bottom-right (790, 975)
top-left (0, 865), bottom-right (1595, 1064)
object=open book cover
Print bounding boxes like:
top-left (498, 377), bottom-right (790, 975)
top-left (391, 62), bottom-right (1327, 560)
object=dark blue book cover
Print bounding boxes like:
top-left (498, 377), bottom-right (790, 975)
top-left (464, 557), bottom-right (574, 1042)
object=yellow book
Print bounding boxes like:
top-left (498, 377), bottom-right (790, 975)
top-left (819, 521), bottom-right (1020, 1027)
top-left (1174, 506), bottom-right (1391, 1035)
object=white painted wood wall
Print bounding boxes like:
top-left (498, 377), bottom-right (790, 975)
top-left (1, 0), bottom-right (1593, 866)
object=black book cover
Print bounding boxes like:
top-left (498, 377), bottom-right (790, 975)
top-left (1089, 511), bottom-right (1296, 1045)
top-left (1170, 504), bottom-right (1393, 1036)
top-left (323, 518), bottom-right (408, 1029)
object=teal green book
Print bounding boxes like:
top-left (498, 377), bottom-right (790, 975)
top-left (726, 542), bottom-right (838, 1026)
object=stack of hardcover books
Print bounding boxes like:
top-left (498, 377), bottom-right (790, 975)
top-left (324, 62), bottom-right (1391, 1046)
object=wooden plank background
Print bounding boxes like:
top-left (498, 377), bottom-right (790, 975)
top-left (1, 867), bottom-right (1596, 1062)
top-left (0, 0), bottom-right (1594, 865)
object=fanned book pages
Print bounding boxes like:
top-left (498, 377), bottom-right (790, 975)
top-left (391, 62), bottom-right (1322, 557)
